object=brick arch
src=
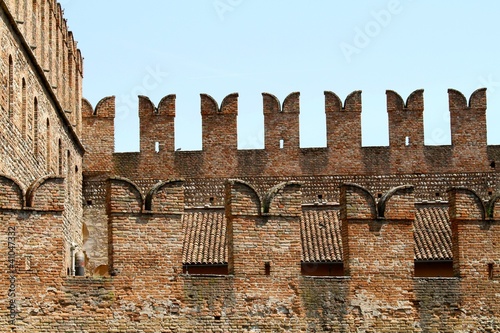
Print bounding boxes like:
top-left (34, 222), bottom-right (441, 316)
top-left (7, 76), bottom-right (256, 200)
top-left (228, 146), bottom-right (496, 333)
top-left (486, 193), bottom-right (500, 220)
top-left (107, 177), bottom-right (144, 214)
top-left (0, 175), bottom-right (24, 210)
top-left (340, 183), bottom-right (377, 220)
top-left (144, 179), bottom-right (184, 212)
top-left (26, 175), bottom-right (65, 210)
top-left (448, 187), bottom-right (486, 221)
top-left (377, 184), bottom-right (414, 219)
top-left (262, 181), bottom-right (301, 215)
top-left (226, 179), bottom-right (262, 216)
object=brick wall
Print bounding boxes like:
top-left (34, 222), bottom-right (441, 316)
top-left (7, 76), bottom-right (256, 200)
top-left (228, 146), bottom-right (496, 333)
top-left (2, 0), bottom-right (500, 331)
top-left (83, 88), bottom-right (495, 181)
top-left (0, 0), bottom-right (83, 281)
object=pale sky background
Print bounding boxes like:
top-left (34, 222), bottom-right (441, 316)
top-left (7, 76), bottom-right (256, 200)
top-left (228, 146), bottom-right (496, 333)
top-left (62, 1), bottom-right (500, 152)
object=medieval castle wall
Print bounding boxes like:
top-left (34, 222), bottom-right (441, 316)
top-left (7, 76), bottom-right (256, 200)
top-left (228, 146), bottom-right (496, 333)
top-left (0, 0), bottom-right (84, 329)
top-left (1, 0), bottom-right (500, 331)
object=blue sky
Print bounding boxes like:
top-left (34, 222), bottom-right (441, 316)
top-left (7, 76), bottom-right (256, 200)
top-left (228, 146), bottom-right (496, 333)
top-left (62, 1), bottom-right (500, 152)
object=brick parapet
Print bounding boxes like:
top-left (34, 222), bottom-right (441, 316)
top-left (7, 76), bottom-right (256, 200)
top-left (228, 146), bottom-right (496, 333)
top-left (84, 89), bottom-right (495, 178)
top-left (225, 179), bottom-right (302, 278)
top-left (449, 88), bottom-right (488, 171)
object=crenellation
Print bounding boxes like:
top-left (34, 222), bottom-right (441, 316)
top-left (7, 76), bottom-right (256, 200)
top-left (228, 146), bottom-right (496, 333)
top-left (138, 95), bottom-right (176, 154)
top-left (449, 88), bottom-right (488, 172)
top-left (201, 93), bottom-right (239, 176)
top-left (201, 93), bottom-right (238, 151)
top-left (264, 92), bottom-right (300, 151)
top-left (0, 174), bottom-right (24, 209)
top-left (82, 96), bottom-right (115, 173)
top-left (325, 90), bottom-right (363, 172)
top-left (144, 179), bottom-right (184, 214)
top-left (80, 89), bottom-right (499, 180)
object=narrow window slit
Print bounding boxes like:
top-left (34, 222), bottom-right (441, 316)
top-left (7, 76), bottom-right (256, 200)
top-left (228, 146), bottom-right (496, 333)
top-left (264, 262), bottom-right (271, 276)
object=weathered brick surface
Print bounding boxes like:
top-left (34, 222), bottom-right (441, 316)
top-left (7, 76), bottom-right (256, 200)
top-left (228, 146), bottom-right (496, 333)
top-left (82, 89), bottom-right (497, 179)
top-left (2, 0), bottom-right (500, 331)
top-left (0, 0), bottom-right (84, 319)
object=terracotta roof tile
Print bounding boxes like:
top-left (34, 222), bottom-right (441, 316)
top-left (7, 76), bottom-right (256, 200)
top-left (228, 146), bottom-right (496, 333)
top-left (414, 204), bottom-right (452, 260)
top-left (182, 209), bottom-right (227, 264)
top-left (180, 204), bottom-right (452, 265)
top-left (301, 208), bottom-right (342, 262)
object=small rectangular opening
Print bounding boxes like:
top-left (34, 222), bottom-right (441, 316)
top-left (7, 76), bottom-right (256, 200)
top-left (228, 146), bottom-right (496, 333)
top-left (488, 263), bottom-right (494, 280)
top-left (301, 262), bottom-right (344, 276)
top-left (183, 264), bottom-right (228, 275)
top-left (405, 136), bottom-right (410, 146)
top-left (264, 262), bottom-right (271, 275)
top-left (155, 142), bottom-right (160, 153)
top-left (414, 260), bottom-right (453, 277)
top-left (279, 139), bottom-right (284, 149)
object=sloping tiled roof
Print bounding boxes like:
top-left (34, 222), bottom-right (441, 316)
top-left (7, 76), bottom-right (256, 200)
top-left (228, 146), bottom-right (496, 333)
top-left (414, 204), bottom-right (452, 260)
top-left (181, 204), bottom-right (452, 264)
top-left (301, 208), bottom-right (342, 262)
top-left (182, 210), bottom-right (227, 264)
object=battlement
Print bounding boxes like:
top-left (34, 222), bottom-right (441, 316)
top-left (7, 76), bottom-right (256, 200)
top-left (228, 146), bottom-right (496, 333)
top-left (2, 0), bottom-right (83, 129)
top-left (82, 88), bottom-right (497, 179)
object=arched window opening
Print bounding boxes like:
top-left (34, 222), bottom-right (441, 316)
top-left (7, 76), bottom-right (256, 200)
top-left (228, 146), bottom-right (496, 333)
top-left (68, 54), bottom-right (73, 90)
top-left (66, 150), bottom-right (71, 200)
top-left (33, 97), bottom-right (39, 156)
top-left (39, 0), bottom-right (45, 65)
top-left (58, 139), bottom-right (62, 175)
top-left (75, 75), bottom-right (80, 130)
top-left (67, 53), bottom-right (73, 114)
top-left (61, 50), bottom-right (66, 107)
top-left (8, 55), bottom-right (13, 118)
top-left (32, 0), bottom-right (37, 49)
top-left (46, 118), bottom-right (51, 172)
top-left (48, 7), bottom-right (52, 76)
top-left (22, 78), bottom-right (26, 137)
top-left (55, 18), bottom-right (59, 90)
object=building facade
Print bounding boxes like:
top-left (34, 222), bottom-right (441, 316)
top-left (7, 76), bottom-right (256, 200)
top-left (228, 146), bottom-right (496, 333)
top-left (1, 1), bottom-right (500, 332)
